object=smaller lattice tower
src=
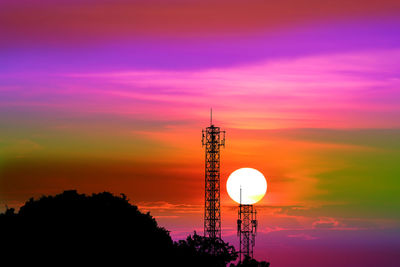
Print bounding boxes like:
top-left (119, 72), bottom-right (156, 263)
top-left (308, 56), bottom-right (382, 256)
top-left (202, 109), bottom-right (225, 241)
top-left (237, 188), bottom-right (258, 262)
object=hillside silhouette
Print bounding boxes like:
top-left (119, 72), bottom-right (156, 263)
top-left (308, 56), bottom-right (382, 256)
top-left (1, 190), bottom-right (241, 266)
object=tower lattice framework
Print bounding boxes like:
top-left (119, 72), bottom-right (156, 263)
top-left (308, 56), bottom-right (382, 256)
top-left (202, 115), bottom-right (225, 240)
top-left (237, 204), bottom-right (257, 262)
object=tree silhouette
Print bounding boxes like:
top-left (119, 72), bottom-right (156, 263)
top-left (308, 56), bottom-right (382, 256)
top-left (0, 190), bottom-right (239, 266)
top-left (174, 231), bottom-right (238, 267)
top-left (1, 190), bottom-right (172, 265)
top-left (230, 255), bottom-right (270, 267)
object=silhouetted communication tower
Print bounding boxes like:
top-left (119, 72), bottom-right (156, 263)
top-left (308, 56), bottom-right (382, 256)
top-left (202, 109), bottom-right (225, 240)
top-left (237, 189), bottom-right (257, 262)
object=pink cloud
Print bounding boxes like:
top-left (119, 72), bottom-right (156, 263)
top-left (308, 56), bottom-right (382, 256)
top-left (312, 217), bottom-right (341, 229)
top-left (61, 49), bottom-right (400, 129)
top-left (287, 233), bottom-right (318, 240)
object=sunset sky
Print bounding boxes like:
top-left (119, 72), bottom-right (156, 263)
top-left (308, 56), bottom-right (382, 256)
top-left (1, 1), bottom-right (400, 266)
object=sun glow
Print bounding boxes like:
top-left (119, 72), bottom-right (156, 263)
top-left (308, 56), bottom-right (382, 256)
top-left (226, 168), bottom-right (267, 205)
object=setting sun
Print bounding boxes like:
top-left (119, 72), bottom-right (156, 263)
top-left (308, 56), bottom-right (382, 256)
top-left (226, 168), bottom-right (267, 205)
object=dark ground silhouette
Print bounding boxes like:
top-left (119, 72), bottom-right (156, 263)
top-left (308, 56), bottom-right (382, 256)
top-left (1, 190), bottom-right (268, 266)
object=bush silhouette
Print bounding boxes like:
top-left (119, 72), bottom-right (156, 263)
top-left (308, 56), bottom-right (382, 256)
top-left (1, 190), bottom-right (238, 266)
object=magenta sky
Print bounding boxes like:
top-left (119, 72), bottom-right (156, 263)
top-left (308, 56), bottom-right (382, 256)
top-left (1, 1), bottom-right (400, 266)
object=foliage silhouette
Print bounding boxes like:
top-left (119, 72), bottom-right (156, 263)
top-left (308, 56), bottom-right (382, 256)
top-left (230, 255), bottom-right (270, 267)
top-left (174, 231), bottom-right (238, 266)
top-left (1, 190), bottom-right (172, 265)
top-left (1, 190), bottom-right (239, 266)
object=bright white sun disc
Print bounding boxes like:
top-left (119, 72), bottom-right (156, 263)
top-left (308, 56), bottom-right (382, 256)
top-left (226, 168), bottom-right (267, 205)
